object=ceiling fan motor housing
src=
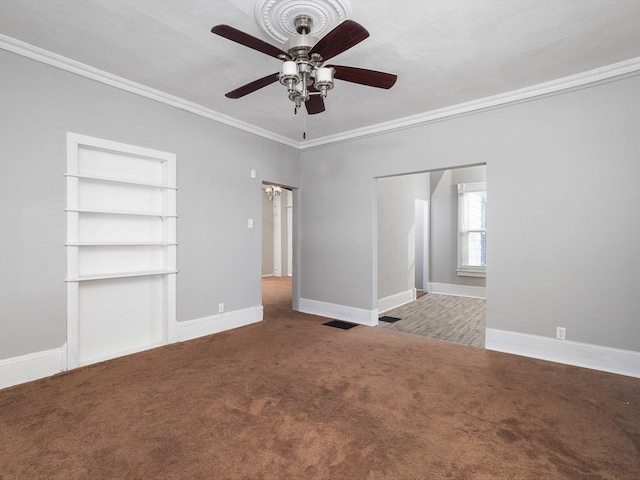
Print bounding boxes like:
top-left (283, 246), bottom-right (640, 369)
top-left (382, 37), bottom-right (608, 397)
top-left (284, 34), bottom-right (319, 60)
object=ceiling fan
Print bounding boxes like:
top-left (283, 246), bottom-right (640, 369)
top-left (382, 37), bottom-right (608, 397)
top-left (211, 15), bottom-right (397, 115)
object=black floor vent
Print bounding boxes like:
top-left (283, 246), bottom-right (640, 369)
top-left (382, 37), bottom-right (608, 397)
top-left (323, 320), bottom-right (359, 330)
top-left (379, 316), bottom-right (402, 323)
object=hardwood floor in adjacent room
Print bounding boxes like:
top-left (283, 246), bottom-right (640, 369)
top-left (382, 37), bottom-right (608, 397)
top-left (378, 292), bottom-right (486, 348)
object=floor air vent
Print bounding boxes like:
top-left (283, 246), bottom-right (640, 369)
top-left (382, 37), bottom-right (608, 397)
top-left (323, 320), bottom-right (359, 330)
top-left (379, 316), bottom-right (402, 323)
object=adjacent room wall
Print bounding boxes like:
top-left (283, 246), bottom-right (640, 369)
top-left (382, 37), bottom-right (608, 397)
top-left (299, 73), bottom-right (640, 354)
top-left (430, 165), bottom-right (486, 288)
top-left (0, 50), bottom-right (299, 360)
top-left (262, 190), bottom-right (274, 276)
top-left (261, 188), bottom-right (292, 277)
top-left (377, 173), bottom-right (430, 306)
top-left (280, 189), bottom-right (292, 277)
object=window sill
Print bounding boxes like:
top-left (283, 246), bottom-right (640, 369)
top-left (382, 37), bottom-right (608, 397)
top-left (457, 269), bottom-right (486, 278)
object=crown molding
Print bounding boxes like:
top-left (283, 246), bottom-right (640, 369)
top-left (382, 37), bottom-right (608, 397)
top-left (3, 33), bottom-right (640, 153)
top-left (0, 34), bottom-right (301, 149)
top-left (300, 56), bottom-right (640, 150)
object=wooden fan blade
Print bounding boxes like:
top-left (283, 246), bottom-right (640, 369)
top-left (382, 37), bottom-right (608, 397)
top-left (329, 65), bottom-right (397, 89)
top-left (212, 25), bottom-right (287, 59)
top-left (225, 73), bottom-right (280, 99)
top-left (305, 95), bottom-right (325, 115)
top-left (309, 20), bottom-right (369, 61)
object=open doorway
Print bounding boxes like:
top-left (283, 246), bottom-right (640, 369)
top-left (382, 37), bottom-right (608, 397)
top-left (261, 183), bottom-right (294, 317)
top-left (376, 165), bottom-right (486, 348)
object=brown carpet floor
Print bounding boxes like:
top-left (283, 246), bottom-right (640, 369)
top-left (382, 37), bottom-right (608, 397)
top-left (0, 276), bottom-right (638, 479)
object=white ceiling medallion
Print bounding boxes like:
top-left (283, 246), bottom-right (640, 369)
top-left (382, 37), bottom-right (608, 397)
top-left (255, 0), bottom-right (352, 44)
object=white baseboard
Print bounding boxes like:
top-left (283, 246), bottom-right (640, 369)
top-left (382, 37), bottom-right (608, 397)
top-left (0, 344), bottom-right (66, 390)
top-left (429, 282), bottom-right (486, 298)
top-left (298, 298), bottom-right (378, 326)
top-left (0, 306), bottom-right (265, 390)
top-left (486, 328), bottom-right (640, 379)
top-left (178, 306), bottom-right (264, 342)
top-left (261, 274), bottom-right (273, 278)
top-left (378, 289), bottom-right (416, 314)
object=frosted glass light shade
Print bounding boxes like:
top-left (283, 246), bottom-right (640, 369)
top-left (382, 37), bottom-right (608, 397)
top-left (282, 61), bottom-right (298, 76)
top-left (279, 61), bottom-right (300, 86)
top-left (315, 67), bottom-right (334, 89)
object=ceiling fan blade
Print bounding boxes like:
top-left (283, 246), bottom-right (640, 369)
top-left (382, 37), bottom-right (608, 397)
top-left (328, 65), bottom-right (398, 89)
top-left (211, 25), bottom-right (287, 59)
top-left (305, 94), bottom-right (325, 115)
top-left (225, 73), bottom-right (280, 99)
top-left (309, 20), bottom-right (369, 61)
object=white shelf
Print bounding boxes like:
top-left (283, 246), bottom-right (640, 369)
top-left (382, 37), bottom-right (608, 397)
top-left (66, 242), bottom-right (177, 246)
top-left (65, 173), bottom-right (177, 190)
top-left (66, 269), bottom-right (178, 282)
top-left (65, 208), bottom-right (177, 218)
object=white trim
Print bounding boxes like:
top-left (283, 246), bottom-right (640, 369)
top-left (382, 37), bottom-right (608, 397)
top-left (67, 132), bottom-right (176, 161)
top-left (178, 306), bottom-right (264, 342)
top-left (456, 269), bottom-right (486, 278)
top-left (300, 56), bottom-right (640, 150)
top-left (2, 34), bottom-right (640, 151)
top-left (458, 182), bottom-right (486, 194)
top-left (429, 282), bottom-right (486, 299)
top-left (0, 34), bottom-right (298, 149)
top-left (486, 328), bottom-right (640, 379)
top-left (1, 306), bottom-right (263, 389)
top-left (298, 298), bottom-right (378, 326)
top-left (77, 342), bottom-right (166, 368)
top-left (0, 345), bottom-right (66, 390)
top-left (262, 273), bottom-right (274, 278)
top-left (378, 288), bottom-right (416, 314)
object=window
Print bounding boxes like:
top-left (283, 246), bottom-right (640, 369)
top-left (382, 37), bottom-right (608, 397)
top-left (457, 182), bottom-right (486, 277)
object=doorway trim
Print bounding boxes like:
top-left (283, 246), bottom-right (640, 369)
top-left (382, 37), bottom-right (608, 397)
top-left (260, 181), bottom-right (300, 311)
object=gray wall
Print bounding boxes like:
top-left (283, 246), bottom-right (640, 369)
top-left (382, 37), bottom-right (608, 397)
top-left (377, 173), bottom-right (430, 299)
top-left (430, 165), bottom-right (486, 287)
top-left (300, 73), bottom-right (640, 352)
top-left (261, 190), bottom-right (274, 276)
top-left (0, 50), bottom-right (299, 360)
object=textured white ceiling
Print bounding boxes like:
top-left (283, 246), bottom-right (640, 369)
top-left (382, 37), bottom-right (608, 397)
top-left (2, 0), bottom-right (640, 142)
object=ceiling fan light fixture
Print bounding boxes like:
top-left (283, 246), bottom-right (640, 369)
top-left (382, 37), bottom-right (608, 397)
top-left (279, 61), bottom-right (300, 88)
top-left (315, 67), bottom-right (334, 94)
top-left (211, 1), bottom-right (397, 119)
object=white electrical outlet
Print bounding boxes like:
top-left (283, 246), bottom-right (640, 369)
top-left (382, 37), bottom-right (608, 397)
top-left (248, 218), bottom-right (253, 228)
top-left (250, 169), bottom-right (256, 179)
top-left (218, 303), bottom-right (224, 313)
top-left (556, 327), bottom-right (566, 340)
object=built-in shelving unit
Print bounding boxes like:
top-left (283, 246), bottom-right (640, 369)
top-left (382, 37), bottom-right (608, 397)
top-left (64, 173), bottom-right (177, 190)
top-left (66, 242), bottom-right (178, 246)
top-left (65, 208), bottom-right (177, 218)
top-left (66, 269), bottom-right (179, 282)
top-left (66, 133), bottom-right (177, 369)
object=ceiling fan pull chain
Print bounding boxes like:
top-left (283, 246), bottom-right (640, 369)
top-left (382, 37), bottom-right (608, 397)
top-left (303, 109), bottom-right (307, 140)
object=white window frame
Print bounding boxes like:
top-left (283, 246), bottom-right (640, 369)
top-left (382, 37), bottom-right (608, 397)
top-left (457, 181), bottom-right (486, 278)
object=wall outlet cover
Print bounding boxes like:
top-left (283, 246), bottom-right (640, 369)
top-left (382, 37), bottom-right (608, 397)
top-left (556, 327), bottom-right (566, 340)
